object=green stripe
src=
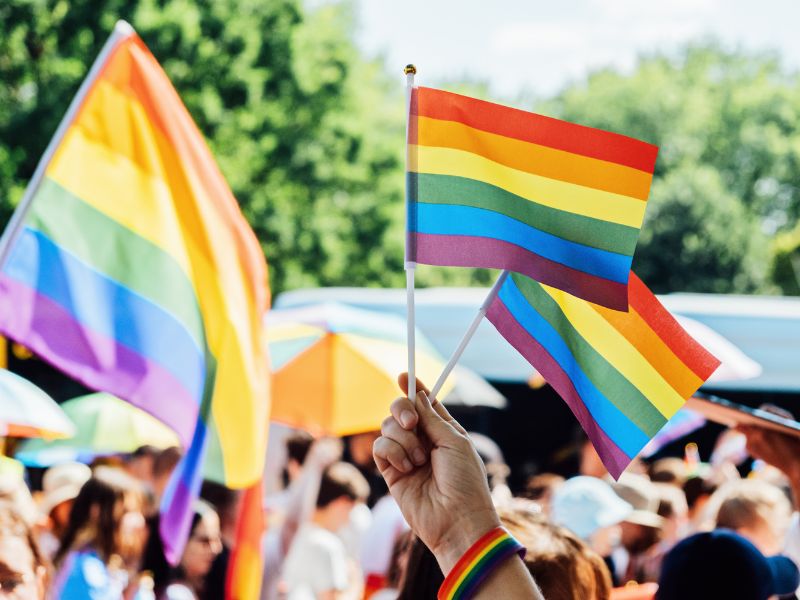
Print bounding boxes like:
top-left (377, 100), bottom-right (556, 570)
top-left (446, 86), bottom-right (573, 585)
top-left (411, 172), bottom-right (640, 255)
top-left (452, 538), bottom-right (518, 599)
top-left (513, 274), bottom-right (666, 437)
top-left (27, 177), bottom-right (206, 350)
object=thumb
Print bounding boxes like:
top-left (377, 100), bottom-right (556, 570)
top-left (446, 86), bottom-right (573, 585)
top-left (414, 390), bottom-right (461, 446)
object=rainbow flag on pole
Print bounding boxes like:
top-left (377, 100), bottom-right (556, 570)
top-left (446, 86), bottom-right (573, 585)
top-left (0, 22), bottom-right (270, 561)
top-left (487, 272), bottom-right (719, 477)
top-left (407, 87), bottom-right (658, 310)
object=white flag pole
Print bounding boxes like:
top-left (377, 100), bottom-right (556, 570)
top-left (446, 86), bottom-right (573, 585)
top-left (404, 64), bottom-right (417, 399)
top-left (429, 269), bottom-right (509, 400)
top-left (0, 20), bottom-right (135, 271)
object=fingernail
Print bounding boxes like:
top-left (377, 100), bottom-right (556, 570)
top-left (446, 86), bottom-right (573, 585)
top-left (402, 458), bottom-right (413, 472)
top-left (412, 448), bottom-right (426, 465)
top-left (400, 410), bottom-right (416, 429)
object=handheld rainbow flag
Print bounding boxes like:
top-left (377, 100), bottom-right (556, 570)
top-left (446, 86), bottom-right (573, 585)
top-left (486, 272), bottom-right (720, 478)
top-left (407, 87), bottom-right (658, 310)
top-left (225, 481), bottom-right (265, 600)
top-left (0, 21), bottom-right (270, 561)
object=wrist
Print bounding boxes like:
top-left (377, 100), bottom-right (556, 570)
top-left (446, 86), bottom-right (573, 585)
top-left (431, 509), bottom-right (502, 574)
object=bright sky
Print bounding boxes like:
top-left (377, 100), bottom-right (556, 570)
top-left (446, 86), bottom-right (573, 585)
top-left (355, 0), bottom-right (800, 98)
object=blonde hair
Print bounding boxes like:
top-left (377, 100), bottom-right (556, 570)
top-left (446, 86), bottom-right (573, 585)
top-left (711, 479), bottom-right (792, 536)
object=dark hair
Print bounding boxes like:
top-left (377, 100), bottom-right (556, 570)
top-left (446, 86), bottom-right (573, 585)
top-left (286, 432), bottom-right (314, 465)
top-left (396, 537), bottom-right (443, 600)
top-left (131, 445), bottom-right (160, 460)
top-left (683, 475), bottom-right (717, 510)
top-left (500, 506), bottom-right (612, 600)
top-left (316, 463), bottom-right (369, 509)
top-left (153, 447), bottom-right (182, 478)
top-left (54, 469), bottom-right (143, 568)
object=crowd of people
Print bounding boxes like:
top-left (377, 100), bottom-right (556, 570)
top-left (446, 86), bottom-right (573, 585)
top-left (1, 374), bottom-right (799, 599)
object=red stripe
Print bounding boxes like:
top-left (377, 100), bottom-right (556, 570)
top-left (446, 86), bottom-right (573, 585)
top-left (413, 87), bottom-right (658, 174)
top-left (439, 528), bottom-right (506, 597)
top-left (627, 274), bottom-right (721, 380)
top-left (413, 233), bottom-right (629, 311)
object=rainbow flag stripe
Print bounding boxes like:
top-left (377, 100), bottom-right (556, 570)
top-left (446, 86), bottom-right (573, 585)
top-left (407, 87), bottom-right (658, 310)
top-left (487, 272), bottom-right (719, 478)
top-left (438, 527), bottom-right (525, 600)
top-left (0, 27), bottom-right (270, 560)
top-left (225, 481), bottom-right (265, 600)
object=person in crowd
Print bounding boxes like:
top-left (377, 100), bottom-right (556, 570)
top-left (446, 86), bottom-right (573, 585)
top-left (648, 458), bottom-right (688, 488)
top-left (682, 472), bottom-right (718, 531)
top-left (265, 431), bottom-right (315, 515)
top-left (142, 500), bottom-right (223, 600)
top-left (125, 447), bottom-right (160, 487)
top-left (0, 503), bottom-right (48, 599)
top-left (151, 448), bottom-right (182, 507)
top-left (371, 530), bottom-right (412, 600)
top-left (0, 470), bottom-right (38, 527)
top-left (656, 529), bottom-right (799, 600)
top-left (374, 374), bottom-right (541, 599)
top-left (470, 432), bottom-right (513, 505)
top-left (360, 492), bottom-right (408, 598)
top-left (261, 437), bottom-right (343, 600)
top-left (35, 462), bottom-right (92, 559)
top-left (611, 474), bottom-right (665, 584)
top-left (709, 478), bottom-right (793, 556)
top-left (500, 504), bottom-right (613, 600)
top-left (551, 475), bottom-right (632, 569)
top-left (280, 461), bottom-right (370, 599)
top-left (52, 467), bottom-right (148, 599)
top-left (523, 473), bottom-right (565, 516)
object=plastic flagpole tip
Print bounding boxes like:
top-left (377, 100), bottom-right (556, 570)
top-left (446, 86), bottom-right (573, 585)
top-left (404, 64), bottom-right (417, 75)
top-left (113, 20), bottom-right (136, 36)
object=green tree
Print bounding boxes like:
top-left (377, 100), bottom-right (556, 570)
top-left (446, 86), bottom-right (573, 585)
top-left (540, 43), bottom-right (800, 293)
top-left (0, 0), bottom-right (408, 294)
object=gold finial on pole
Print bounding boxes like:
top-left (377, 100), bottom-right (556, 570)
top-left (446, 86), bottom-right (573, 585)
top-left (404, 64), bottom-right (417, 75)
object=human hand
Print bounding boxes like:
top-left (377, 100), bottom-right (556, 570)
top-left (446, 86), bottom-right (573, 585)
top-left (372, 373), bottom-right (500, 573)
top-left (737, 425), bottom-right (800, 483)
top-left (305, 437), bottom-right (343, 471)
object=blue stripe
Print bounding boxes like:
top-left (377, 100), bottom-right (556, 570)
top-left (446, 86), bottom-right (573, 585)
top-left (499, 277), bottom-right (649, 457)
top-left (3, 228), bottom-right (205, 403)
top-left (411, 203), bottom-right (631, 283)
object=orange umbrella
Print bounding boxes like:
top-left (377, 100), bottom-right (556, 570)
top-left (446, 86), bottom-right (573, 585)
top-left (0, 369), bottom-right (75, 439)
top-left (267, 303), bottom-right (453, 436)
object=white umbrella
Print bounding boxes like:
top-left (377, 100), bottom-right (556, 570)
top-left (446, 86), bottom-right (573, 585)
top-left (442, 365), bottom-right (507, 409)
top-left (0, 369), bottom-right (76, 439)
top-left (675, 316), bottom-right (762, 383)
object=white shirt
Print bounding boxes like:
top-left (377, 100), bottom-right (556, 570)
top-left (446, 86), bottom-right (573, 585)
top-left (282, 523), bottom-right (349, 599)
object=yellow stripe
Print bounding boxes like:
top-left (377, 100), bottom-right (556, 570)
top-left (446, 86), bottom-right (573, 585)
top-left (448, 534), bottom-right (507, 594)
top-left (47, 79), bottom-right (269, 486)
top-left (417, 116), bottom-right (654, 200)
top-left (409, 144), bottom-right (646, 228)
top-left (541, 286), bottom-right (686, 418)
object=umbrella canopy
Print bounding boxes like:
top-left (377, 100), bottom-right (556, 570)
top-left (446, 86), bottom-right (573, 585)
top-left (442, 366), bottom-right (507, 409)
top-left (267, 303), bottom-right (454, 435)
top-left (15, 392), bottom-right (180, 467)
top-left (0, 369), bottom-right (75, 439)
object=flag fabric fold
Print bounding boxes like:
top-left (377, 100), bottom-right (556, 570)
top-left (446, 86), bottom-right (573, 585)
top-left (0, 24), bottom-right (270, 561)
top-left (407, 86), bottom-right (659, 310)
top-left (486, 271), bottom-right (720, 478)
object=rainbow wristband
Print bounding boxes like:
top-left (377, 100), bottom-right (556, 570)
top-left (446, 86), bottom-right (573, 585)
top-left (438, 527), bottom-right (526, 600)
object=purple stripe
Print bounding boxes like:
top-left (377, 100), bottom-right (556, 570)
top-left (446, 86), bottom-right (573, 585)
top-left (0, 275), bottom-right (197, 446)
top-left (487, 299), bottom-right (631, 478)
top-left (413, 233), bottom-right (628, 311)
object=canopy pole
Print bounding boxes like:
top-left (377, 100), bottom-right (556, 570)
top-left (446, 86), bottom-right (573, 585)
top-left (429, 270), bottom-right (509, 400)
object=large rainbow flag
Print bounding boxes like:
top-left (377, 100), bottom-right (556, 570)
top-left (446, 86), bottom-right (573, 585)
top-left (0, 22), bottom-right (270, 561)
top-left (407, 87), bottom-right (658, 310)
top-left (487, 272), bottom-right (719, 478)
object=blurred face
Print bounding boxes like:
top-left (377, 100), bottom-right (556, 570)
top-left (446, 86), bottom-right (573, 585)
top-left (589, 524), bottom-right (621, 557)
top-left (117, 496), bottom-right (147, 562)
top-left (0, 537), bottom-right (45, 600)
top-left (182, 512), bottom-right (223, 579)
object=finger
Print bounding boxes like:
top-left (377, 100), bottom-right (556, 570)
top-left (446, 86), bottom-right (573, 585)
top-left (382, 416), bottom-right (428, 466)
top-left (398, 372), bottom-right (431, 398)
top-left (429, 398), bottom-right (468, 435)
top-left (390, 396), bottom-right (419, 430)
top-left (373, 436), bottom-right (414, 473)
top-left (414, 390), bottom-right (463, 445)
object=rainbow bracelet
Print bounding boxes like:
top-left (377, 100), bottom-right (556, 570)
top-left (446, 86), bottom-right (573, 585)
top-left (438, 527), bottom-right (526, 600)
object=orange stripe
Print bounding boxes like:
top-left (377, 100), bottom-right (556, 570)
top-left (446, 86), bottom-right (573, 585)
top-left (628, 274), bottom-right (721, 381)
top-left (417, 116), bottom-right (653, 200)
top-left (592, 303), bottom-right (705, 399)
top-left (96, 37), bottom-right (269, 315)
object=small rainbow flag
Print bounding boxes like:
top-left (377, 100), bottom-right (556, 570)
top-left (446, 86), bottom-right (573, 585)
top-left (486, 272), bottom-right (719, 477)
top-left (0, 23), bottom-right (270, 560)
top-left (407, 87), bottom-right (658, 310)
